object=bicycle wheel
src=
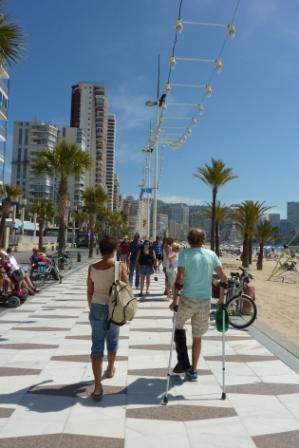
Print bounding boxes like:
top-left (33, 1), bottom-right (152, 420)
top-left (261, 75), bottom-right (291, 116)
top-left (226, 294), bottom-right (257, 329)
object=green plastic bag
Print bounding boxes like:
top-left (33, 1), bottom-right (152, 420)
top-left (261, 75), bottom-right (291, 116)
top-left (215, 306), bottom-right (229, 332)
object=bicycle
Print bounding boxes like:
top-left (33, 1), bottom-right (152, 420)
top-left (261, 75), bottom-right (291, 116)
top-left (222, 267), bottom-right (257, 330)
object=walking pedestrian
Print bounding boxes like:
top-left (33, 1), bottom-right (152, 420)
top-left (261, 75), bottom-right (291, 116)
top-left (170, 229), bottom-right (227, 381)
top-left (87, 236), bottom-right (128, 400)
top-left (166, 242), bottom-right (180, 298)
top-left (136, 240), bottom-right (156, 296)
top-left (162, 237), bottom-right (174, 296)
top-left (128, 233), bottom-right (142, 288)
top-left (152, 236), bottom-right (163, 272)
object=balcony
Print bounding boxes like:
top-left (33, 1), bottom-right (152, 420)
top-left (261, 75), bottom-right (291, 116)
top-left (0, 125), bottom-right (6, 141)
top-left (0, 79), bottom-right (8, 96)
top-left (0, 103), bottom-right (7, 120)
top-left (0, 66), bottom-right (9, 80)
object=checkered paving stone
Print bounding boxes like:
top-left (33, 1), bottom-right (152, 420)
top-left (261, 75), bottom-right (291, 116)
top-left (0, 266), bottom-right (299, 447)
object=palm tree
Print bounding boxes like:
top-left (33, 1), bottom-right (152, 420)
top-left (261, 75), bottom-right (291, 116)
top-left (202, 201), bottom-right (231, 256)
top-left (0, 184), bottom-right (22, 247)
top-left (82, 187), bottom-right (107, 258)
top-left (194, 158), bottom-right (236, 251)
top-left (233, 201), bottom-right (271, 267)
top-left (255, 220), bottom-right (279, 270)
top-left (30, 199), bottom-right (55, 250)
top-left (0, 1), bottom-right (24, 66)
top-left (32, 140), bottom-right (90, 252)
top-left (74, 209), bottom-right (89, 231)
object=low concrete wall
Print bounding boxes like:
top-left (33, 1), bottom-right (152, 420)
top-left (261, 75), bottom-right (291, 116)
top-left (9, 235), bottom-right (57, 252)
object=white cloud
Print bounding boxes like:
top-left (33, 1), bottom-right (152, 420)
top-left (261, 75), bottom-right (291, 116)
top-left (110, 86), bottom-right (152, 133)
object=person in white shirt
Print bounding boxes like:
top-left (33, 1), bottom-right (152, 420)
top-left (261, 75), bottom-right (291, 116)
top-left (6, 247), bottom-right (36, 293)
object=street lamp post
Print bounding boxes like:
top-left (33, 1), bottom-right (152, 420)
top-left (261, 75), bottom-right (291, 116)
top-left (145, 56), bottom-right (163, 240)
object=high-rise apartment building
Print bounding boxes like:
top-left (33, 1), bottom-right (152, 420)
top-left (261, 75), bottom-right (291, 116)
top-left (57, 127), bottom-right (87, 208)
top-left (70, 83), bottom-right (108, 189)
top-left (11, 122), bottom-right (59, 204)
top-left (106, 114), bottom-right (116, 210)
top-left (287, 202), bottom-right (299, 231)
top-left (170, 204), bottom-right (189, 226)
top-left (0, 66), bottom-right (9, 185)
top-left (113, 174), bottom-right (122, 212)
top-left (268, 213), bottom-right (280, 228)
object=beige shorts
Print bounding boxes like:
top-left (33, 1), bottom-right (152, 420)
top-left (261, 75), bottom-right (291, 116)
top-left (176, 296), bottom-right (211, 337)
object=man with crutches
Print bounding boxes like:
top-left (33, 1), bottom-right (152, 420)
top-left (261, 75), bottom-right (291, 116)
top-left (169, 229), bottom-right (227, 381)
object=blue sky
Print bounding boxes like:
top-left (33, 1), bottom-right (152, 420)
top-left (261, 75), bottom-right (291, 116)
top-left (7, 0), bottom-right (299, 218)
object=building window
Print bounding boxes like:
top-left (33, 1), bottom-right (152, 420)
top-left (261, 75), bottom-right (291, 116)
top-left (24, 129), bottom-right (28, 145)
top-left (18, 128), bottom-right (23, 145)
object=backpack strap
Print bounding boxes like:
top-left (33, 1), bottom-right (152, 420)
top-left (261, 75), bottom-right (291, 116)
top-left (114, 261), bottom-right (120, 282)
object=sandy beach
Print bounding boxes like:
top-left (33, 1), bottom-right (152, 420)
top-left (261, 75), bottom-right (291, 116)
top-left (221, 256), bottom-right (299, 350)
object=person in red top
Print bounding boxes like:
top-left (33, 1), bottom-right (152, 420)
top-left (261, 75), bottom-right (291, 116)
top-left (119, 237), bottom-right (130, 264)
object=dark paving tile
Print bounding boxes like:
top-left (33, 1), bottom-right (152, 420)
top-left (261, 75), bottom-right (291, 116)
top-left (0, 343), bottom-right (58, 350)
top-left (0, 366), bottom-right (42, 376)
top-left (76, 322), bottom-right (89, 325)
top-left (12, 326), bottom-right (70, 332)
top-left (51, 354), bottom-right (128, 363)
top-left (203, 336), bottom-right (254, 341)
top-left (140, 307), bottom-right (169, 310)
top-left (134, 316), bottom-right (170, 320)
top-left (0, 434), bottom-right (124, 448)
top-left (0, 407), bottom-right (15, 418)
top-left (54, 299), bottom-right (83, 302)
top-left (42, 306), bottom-right (85, 310)
top-left (226, 382), bottom-right (299, 395)
top-left (204, 354), bottom-right (276, 362)
top-left (66, 335), bottom-right (129, 341)
top-left (0, 320), bottom-right (37, 324)
top-left (29, 381), bottom-right (126, 397)
top-left (128, 368), bottom-right (212, 377)
top-left (127, 404), bottom-right (236, 421)
top-left (253, 430), bottom-right (299, 448)
top-left (11, 309), bottom-right (36, 313)
top-left (29, 314), bottom-right (79, 319)
top-left (130, 328), bottom-right (171, 333)
top-left (130, 344), bottom-right (191, 351)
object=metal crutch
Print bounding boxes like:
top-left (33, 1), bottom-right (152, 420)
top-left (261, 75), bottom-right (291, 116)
top-left (161, 302), bottom-right (179, 405)
top-left (221, 288), bottom-right (228, 400)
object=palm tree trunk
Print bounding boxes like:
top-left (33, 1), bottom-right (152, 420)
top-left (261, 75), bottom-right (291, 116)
top-left (249, 236), bottom-right (253, 264)
top-left (38, 220), bottom-right (44, 251)
top-left (257, 242), bottom-right (264, 270)
top-left (89, 213), bottom-right (96, 258)
top-left (215, 221), bottom-right (220, 256)
top-left (242, 233), bottom-right (250, 268)
top-left (210, 187), bottom-right (217, 251)
top-left (57, 177), bottom-right (68, 253)
top-left (0, 202), bottom-right (10, 247)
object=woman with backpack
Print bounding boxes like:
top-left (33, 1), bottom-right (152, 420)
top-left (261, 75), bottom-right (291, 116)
top-left (87, 236), bottom-right (128, 400)
top-left (136, 240), bottom-right (156, 297)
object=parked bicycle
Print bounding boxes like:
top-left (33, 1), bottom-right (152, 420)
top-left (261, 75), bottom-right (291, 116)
top-left (213, 267), bottom-right (257, 329)
top-left (30, 256), bottom-right (62, 287)
top-left (52, 251), bottom-right (73, 270)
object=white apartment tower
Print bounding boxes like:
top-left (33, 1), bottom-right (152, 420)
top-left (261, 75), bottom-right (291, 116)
top-left (11, 122), bottom-right (59, 204)
top-left (106, 113), bottom-right (116, 210)
top-left (70, 83), bottom-right (108, 189)
top-left (0, 66), bottom-right (9, 185)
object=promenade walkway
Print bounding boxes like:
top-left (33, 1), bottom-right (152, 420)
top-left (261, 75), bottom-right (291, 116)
top-left (0, 265), bottom-right (299, 447)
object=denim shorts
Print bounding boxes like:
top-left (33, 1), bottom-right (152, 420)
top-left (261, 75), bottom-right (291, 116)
top-left (89, 303), bottom-right (120, 357)
top-left (139, 265), bottom-right (154, 276)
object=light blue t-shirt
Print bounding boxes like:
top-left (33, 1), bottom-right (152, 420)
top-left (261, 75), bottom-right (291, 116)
top-left (178, 247), bottom-right (221, 300)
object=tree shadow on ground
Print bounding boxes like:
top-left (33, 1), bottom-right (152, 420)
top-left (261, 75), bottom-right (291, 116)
top-left (0, 376), bottom-right (191, 412)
